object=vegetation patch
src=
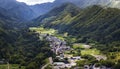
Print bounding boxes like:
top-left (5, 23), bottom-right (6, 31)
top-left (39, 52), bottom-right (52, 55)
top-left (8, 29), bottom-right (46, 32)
top-left (81, 49), bottom-right (100, 55)
top-left (29, 27), bottom-right (57, 35)
top-left (73, 43), bottom-right (85, 49)
top-left (0, 64), bottom-right (25, 69)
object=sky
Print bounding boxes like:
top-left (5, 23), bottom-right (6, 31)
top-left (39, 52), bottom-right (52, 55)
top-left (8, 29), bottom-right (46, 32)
top-left (16, 0), bottom-right (55, 5)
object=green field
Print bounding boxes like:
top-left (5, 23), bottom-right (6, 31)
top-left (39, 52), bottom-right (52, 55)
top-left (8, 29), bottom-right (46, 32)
top-left (81, 49), bottom-right (100, 55)
top-left (30, 27), bottom-right (66, 41)
top-left (0, 64), bottom-right (25, 69)
top-left (55, 35), bottom-right (65, 41)
top-left (29, 27), bottom-right (57, 35)
top-left (73, 43), bottom-right (85, 49)
top-left (0, 64), bottom-right (7, 69)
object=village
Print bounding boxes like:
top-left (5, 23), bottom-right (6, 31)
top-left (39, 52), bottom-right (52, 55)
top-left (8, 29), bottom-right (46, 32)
top-left (43, 34), bottom-right (108, 69)
top-left (29, 27), bottom-right (109, 69)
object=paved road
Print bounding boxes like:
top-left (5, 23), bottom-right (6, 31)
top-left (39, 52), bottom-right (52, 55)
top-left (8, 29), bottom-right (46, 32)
top-left (41, 57), bottom-right (53, 69)
top-left (7, 62), bottom-right (9, 69)
top-left (41, 64), bottom-right (49, 69)
top-left (49, 57), bottom-right (53, 64)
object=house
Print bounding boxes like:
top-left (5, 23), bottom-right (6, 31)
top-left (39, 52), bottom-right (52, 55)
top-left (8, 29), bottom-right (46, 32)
top-left (53, 62), bottom-right (76, 68)
top-left (53, 62), bottom-right (65, 66)
top-left (83, 44), bottom-right (91, 49)
top-left (84, 65), bottom-right (90, 69)
top-left (93, 64), bottom-right (101, 69)
top-left (65, 64), bottom-right (72, 68)
top-left (56, 55), bottom-right (64, 60)
top-left (101, 66), bottom-right (112, 69)
top-left (62, 41), bottom-right (67, 45)
top-left (93, 67), bottom-right (100, 69)
top-left (72, 56), bottom-right (81, 60)
top-left (70, 62), bottom-right (77, 66)
top-left (68, 56), bottom-right (81, 63)
top-left (64, 54), bottom-right (73, 58)
top-left (53, 62), bottom-right (65, 68)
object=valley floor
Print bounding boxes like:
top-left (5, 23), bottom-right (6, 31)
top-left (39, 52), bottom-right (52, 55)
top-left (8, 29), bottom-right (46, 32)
top-left (30, 27), bottom-right (108, 69)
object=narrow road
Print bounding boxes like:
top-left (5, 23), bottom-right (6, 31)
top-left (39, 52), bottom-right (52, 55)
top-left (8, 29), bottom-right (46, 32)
top-left (41, 64), bottom-right (49, 69)
top-left (7, 62), bottom-right (9, 69)
top-left (49, 57), bottom-right (53, 64)
top-left (41, 57), bottom-right (53, 69)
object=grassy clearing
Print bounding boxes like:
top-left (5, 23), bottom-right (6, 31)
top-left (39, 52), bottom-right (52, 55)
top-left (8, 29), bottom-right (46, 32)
top-left (55, 35), bottom-right (65, 41)
top-left (30, 27), bottom-right (66, 41)
top-left (64, 51), bottom-right (71, 54)
top-left (0, 64), bottom-right (25, 69)
top-left (81, 49), bottom-right (100, 55)
top-left (29, 27), bottom-right (57, 35)
top-left (73, 43), bottom-right (85, 49)
top-left (0, 64), bottom-right (7, 69)
top-left (65, 43), bottom-right (101, 56)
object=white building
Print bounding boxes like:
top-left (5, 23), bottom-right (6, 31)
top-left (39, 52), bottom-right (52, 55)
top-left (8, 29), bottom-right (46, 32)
top-left (53, 62), bottom-right (65, 68)
top-left (72, 56), bottom-right (81, 60)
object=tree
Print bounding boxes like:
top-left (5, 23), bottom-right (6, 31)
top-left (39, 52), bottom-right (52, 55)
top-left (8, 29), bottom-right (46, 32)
top-left (100, 60), bottom-right (115, 68)
top-left (113, 63), bottom-right (120, 69)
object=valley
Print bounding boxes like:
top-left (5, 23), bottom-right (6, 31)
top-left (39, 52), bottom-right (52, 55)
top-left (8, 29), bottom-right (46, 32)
top-left (0, 0), bottom-right (120, 69)
top-left (29, 27), bottom-right (108, 69)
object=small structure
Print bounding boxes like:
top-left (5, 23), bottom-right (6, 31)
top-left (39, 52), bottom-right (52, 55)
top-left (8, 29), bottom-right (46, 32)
top-left (84, 65), bottom-right (90, 69)
top-left (53, 62), bottom-right (65, 68)
top-left (53, 62), bottom-right (65, 66)
top-left (70, 62), bottom-right (77, 66)
top-left (83, 44), bottom-right (91, 49)
top-left (65, 64), bottom-right (72, 68)
top-left (93, 65), bottom-right (100, 69)
top-left (72, 56), bottom-right (81, 60)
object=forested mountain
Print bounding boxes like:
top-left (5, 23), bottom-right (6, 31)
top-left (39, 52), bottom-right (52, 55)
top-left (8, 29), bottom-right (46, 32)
top-left (27, 3), bottom-right (120, 69)
top-left (0, 7), bottom-right (19, 29)
top-left (0, 0), bottom-right (120, 69)
top-left (0, 3), bottom-right (53, 69)
top-left (30, 0), bottom-right (120, 16)
top-left (30, 3), bottom-right (53, 17)
top-left (1, 0), bottom-right (119, 20)
top-left (0, 0), bottom-right (36, 21)
top-left (34, 3), bottom-right (120, 45)
top-left (1, 0), bottom-right (120, 21)
top-left (30, 3), bottom-right (80, 26)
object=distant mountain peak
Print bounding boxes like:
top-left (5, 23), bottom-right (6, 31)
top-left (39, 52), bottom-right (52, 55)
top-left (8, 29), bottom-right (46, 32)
top-left (30, 0), bottom-right (120, 17)
top-left (0, 0), bottom-right (36, 21)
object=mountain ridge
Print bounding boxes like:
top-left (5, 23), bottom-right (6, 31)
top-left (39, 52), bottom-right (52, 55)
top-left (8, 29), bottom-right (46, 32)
top-left (0, 0), bottom-right (36, 21)
top-left (33, 3), bottom-right (120, 44)
top-left (30, 0), bottom-right (120, 16)
top-left (0, 0), bottom-right (120, 20)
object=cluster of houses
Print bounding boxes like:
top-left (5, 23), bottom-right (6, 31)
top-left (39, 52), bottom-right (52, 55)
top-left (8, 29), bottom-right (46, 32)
top-left (46, 35), bottom-right (70, 55)
top-left (83, 65), bottom-right (111, 69)
top-left (45, 34), bottom-right (109, 69)
top-left (45, 35), bottom-right (82, 69)
top-left (53, 55), bottom-right (82, 69)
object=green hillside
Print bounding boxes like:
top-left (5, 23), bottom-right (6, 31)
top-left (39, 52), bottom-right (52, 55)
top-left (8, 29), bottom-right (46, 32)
top-left (0, 2), bottom-right (120, 69)
top-left (0, 7), bottom-right (54, 69)
top-left (29, 3), bottom-right (80, 27)
top-left (32, 3), bottom-right (120, 65)
top-left (34, 3), bottom-right (120, 44)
